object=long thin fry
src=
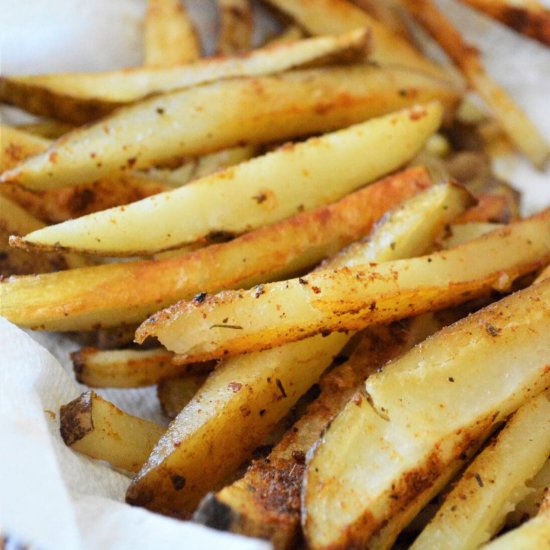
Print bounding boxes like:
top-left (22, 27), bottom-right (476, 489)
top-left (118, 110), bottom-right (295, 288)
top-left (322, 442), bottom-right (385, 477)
top-left (216, 0), bottom-right (253, 54)
top-left (0, 166), bottom-right (431, 331)
top-left (142, 209), bottom-right (550, 364)
top-left (402, 0), bottom-right (549, 167)
top-left (0, 29), bottom-right (371, 123)
top-left (12, 103), bottom-right (443, 254)
top-left (125, 184), bottom-right (472, 516)
top-left (460, 0), bottom-right (550, 47)
top-left (144, 0), bottom-right (201, 66)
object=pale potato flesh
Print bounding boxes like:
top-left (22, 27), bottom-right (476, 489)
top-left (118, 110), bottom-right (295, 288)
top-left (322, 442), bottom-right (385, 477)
top-left (124, 183), bottom-right (472, 516)
top-left (147, 209), bottom-right (550, 364)
top-left (0, 67), bottom-right (459, 189)
top-left (14, 103), bottom-right (443, 254)
top-left (412, 391), bottom-right (550, 550)
top-left (303, 279), bottom-right (550, 549)
top-left (0, 166), bottom-right (431, 331)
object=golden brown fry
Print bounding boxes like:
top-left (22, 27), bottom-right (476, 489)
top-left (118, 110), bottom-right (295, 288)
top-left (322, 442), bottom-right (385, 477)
top-left (59, 391), bottom-right (165, 473)
top-left (0, 29), bottom-right (371, 124)
top-left (263, 0), bottom-right (451, 81)
top-left (402, 0), bottom-right (549, 167)
top-left (0, 166), bottom-right (431, 331)
top-left (13, 103), bottom-right (443, 253)
top-left (196, 316), bottom-right (442, 548)
top-left (72, 348), bottom-right (211, 388)
top-left (157, 375), bottom-right (209, 419)
top-left (303, 279), bottom-right (550, 550)
top-left (17, 120), bottom-right (73, 139)
top-left (125, 184), bottom-right (471, 517)
top-left (454, 193), bottom-right (518, 224)
top-left (144, 0), bottom-right (201, 66)
top-left (216, 0), bottom-right (253, 54)
top-left (265, 24), bottom-right (306, 46)
top-left (145, 209), bottom-right (549, 364)
top-left (460, 0), bottom-right (550, 46)
top-left (352, 0), bottom-right (415, 42)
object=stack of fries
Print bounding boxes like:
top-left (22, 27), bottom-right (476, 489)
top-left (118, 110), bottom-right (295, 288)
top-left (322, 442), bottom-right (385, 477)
top-left (1, 0), bottom-right (549, 548)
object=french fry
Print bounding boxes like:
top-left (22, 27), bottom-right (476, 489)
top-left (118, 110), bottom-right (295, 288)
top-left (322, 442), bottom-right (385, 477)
top-left (0, 29), bottom-right (371, 123)
top-left (454, 194), bottom-right (518, 224)
top-left (265, 25), bottom-right (306, 46)
top-left (0, 66), bottom-right (459, 190)
top-left (71, 348), bottom-right (210, 388)
top-left (411, 390), bottom-right (550, 550)
top-left (303, 278), bottom-right (550, 550)
top-left (12, 103), bottom-right (444, 254)
top-left (125, 183), bottom-right (472, 516)
top-left (459, 0), bottom-right (550, 47)
top-left (142, 209), bottom-right (550, 364)
top-left (0, 166), bottom-right (432, 331)
top-left (0, 194), bottom-right (87, 276)
top-left (263, 0), bottom-right (451, 81)
top-left (144, 0), bottom-right (201, 66)
top-left (17, 120), bottom-right (73, 139)
top-left (352, 0), bottom-right (415, 42)
top-left (440, 222), bottom-right (503, 249)
top-left (59, 391), bottom-right (165, 473)
top-left (402, 0), bottom-right (549, 167)
top-left (196, 315), bottom-right (443, 548)
top-left (157, 375), bottom-right (210, 419)
top-left (0, 125), bottom-right (169, 223)
top-left (216, 0), bottom-right (253, 54)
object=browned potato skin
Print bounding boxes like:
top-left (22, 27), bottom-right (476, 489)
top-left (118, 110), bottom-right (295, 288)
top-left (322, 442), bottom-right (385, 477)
top-left (216, 0), bottom-right (254, 55)
top-left (0, 167), bottom-right (431, 331)
top-left (460, 0), bottom-right (550, 46)
top-left (196, 318), bottom-right (441, 548)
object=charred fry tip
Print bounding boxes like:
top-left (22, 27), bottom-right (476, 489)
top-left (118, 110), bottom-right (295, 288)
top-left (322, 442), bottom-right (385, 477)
top-left (59, 391), bottom-right (94, 447)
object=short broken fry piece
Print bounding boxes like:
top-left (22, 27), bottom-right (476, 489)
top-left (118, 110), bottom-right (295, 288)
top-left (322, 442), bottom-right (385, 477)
top-left (125, 183), bottom-right (472, 516)
top-left (59, 391), bottom-right (165, 473)
top-left (144, 209), bottom-right (550, 364)
top-left (144, 0), bottom-right (201, 66)
top-left (12, 103), bottom-right (443, 254)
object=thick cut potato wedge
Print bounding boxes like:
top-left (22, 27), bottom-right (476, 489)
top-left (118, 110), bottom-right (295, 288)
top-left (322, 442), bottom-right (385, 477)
top-left (216, 0), bottom-right (253, 54)
top-left (12, 103), bottom-right (443, 253)
top-left (0, 125), bottom-right (169, 223)
top-left (263, 0), bottom-right (450, 81)
top-left (196, 315), bottom-right (442, 549)
top-left (157, 375), bottom-right (210, 419)
top-left (59, 391), bottom-right (165, 473)
top-left (0, 67), bottom-right (459, 190)
top-left (144, 209), bottom-right (550, 363)
top-left (303, 278), bottom-right (550, 550)
top-left (0, 194), bottom-right (87, 276)
top-left (144, 0), bottom-right (201, 66)
top-left (71, 348), bottom-right (208, 388)
top-left (0, 29), bottom-right (371, 123)
top-left (125, 183), bottom-right (472, 516)
top-left (403, 0), bottom-right (549, 167)
top-left (460, 0), bottom-right (550, 47)
top-left (412, 390), bottom-right (550, 550)
top-left (0, 166), bottom-right (431, 331)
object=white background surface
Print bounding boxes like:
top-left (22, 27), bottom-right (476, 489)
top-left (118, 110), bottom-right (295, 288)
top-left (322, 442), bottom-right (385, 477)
top-left (0, 1), bottom-right (549, 549)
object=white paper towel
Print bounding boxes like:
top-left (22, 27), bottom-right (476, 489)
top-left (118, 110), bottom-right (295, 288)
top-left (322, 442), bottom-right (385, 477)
top-left (0, 0), bottom-right (549, 548)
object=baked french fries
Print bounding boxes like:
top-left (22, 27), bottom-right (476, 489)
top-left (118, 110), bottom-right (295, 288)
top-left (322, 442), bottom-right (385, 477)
top-left (157, 375), bottom-right (210, 420)
top-left (0, 166), bottom-right (431, 331)
top-left (0, 125), bottom-right (169, 223)
top-left (402, 0), bottom-right (549, 167)
top-left (141, 209), bottom-right (550, 363)
top-left (144, 0), bottom-right (201, 66)
top-left (459, 0), bottom-right (550, 47)
top-left (216, 0), bottom-right (253, 54)
top-left (12, 103), bottom-right (444, 254)
top-left (125, 183), bottom-right (472, 516)
top-left (263, 0), bottom-right (451, 82)
top-left (196, 314), bottom-right (443, 548)
top-left (411, 390), bottom-right (550, 550)
top-left (71, 348), bottom-right (208, 388)
top-left (0, 194), bottom-right (87, 276)
top-left (303, 277), bottom-right (550, 550)
top-left (0, 66), bottom-right (459, 190)
top-left (59, 391), bottom-right (165, 473)
top-left (0, 29), bottom-right (372, 124)
top-left (440, 222), bottom-right (503, 249)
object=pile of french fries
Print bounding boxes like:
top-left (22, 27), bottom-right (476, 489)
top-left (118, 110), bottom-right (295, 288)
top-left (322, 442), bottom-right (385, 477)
top-left (1, 0), bottom-right (550, 548)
